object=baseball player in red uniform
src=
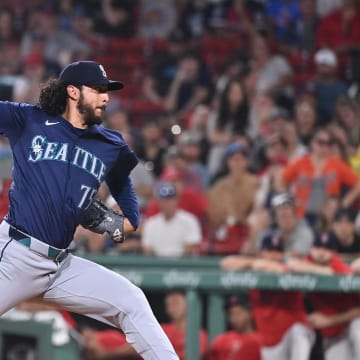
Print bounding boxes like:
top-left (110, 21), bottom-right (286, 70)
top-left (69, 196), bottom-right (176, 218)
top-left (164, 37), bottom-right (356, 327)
top-left (288, 232), bottom-right (360, 360)
top-left (161, 290), bottom-right (208, 360)
top-left (221, 232), bottom-right (315, 360)
top-left (208, 293), bottom-right (261, 360)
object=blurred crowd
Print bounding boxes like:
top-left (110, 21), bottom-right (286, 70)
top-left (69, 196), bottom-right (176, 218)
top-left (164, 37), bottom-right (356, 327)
top-left (1, 0), bottom-right (360, 359)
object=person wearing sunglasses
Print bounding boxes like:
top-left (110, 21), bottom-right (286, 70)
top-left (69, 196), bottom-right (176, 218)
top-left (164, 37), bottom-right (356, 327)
top-left (279, 128), bottom-right (360, 226)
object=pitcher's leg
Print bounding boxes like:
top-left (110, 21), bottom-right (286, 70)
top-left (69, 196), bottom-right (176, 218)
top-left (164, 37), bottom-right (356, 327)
top-left (44, 255), bottom-right (178, 360)
top-left (0, 237), bottom-right (56, 315)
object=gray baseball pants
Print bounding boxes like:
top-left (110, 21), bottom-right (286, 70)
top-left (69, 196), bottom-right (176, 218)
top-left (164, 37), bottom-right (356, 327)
top-left (0, 221), bottom-right (178, 360)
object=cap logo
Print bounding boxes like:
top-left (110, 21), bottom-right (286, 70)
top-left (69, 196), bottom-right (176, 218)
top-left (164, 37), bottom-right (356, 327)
top-left (99, 64), bottom-right (107, 78)
top-left (272, 235), bottom-right (280, 246)
top-left (321, 233), bottom-right (328, 244)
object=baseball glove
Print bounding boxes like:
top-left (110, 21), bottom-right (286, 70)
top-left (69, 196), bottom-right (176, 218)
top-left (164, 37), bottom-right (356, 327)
top-left (80, 199), bottom-right (125, 243)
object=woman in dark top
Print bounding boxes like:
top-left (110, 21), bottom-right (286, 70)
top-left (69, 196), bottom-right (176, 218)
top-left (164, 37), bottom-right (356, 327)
top-left (207, 78), bottom-right (250, 176)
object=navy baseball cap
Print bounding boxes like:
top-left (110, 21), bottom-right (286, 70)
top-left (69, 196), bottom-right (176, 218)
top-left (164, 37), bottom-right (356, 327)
top-left (334, 207), bottom-right (356, 222)
top-left (224, 142), bottom-right (248, 159)
top-left (313, 232), bottom-right (338, 250)
top-left (261, 232), bottom-right (284, 251)
top-left (59, 61), bottom-right (124, 91)
top-left (225, 293), bottom-right (251, 310)
top-left (155, 182), bottom-right (177, 199)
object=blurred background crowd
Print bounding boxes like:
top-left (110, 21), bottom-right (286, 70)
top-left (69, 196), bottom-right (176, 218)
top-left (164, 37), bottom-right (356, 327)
top-left (1, 0), bottom-right (360, 359)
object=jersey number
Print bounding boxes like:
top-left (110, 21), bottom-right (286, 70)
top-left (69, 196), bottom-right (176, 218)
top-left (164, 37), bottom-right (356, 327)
top-left (78, 185), bottom-right (97, 209)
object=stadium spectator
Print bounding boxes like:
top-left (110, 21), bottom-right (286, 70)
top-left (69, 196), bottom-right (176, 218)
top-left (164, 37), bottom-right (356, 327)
top-left (161, 145), bottom-right (205, 192)
top-left (214, 51), bottom-right (250, 98)
top-left (280, 128), bottom-right (360, 225)
top-left (225, 0), bottom-right (267, 38)
top-left (138, 0), bottom-right (177, 39)
top-left (208, 293), bottom-right (262, 360)
top-left (294, 98), bottom-right (318, 146)
top-left (247, 92), bottom-right (278, 141)
top-left (282, 0), bottom-right (319, 55)
top-left (280, 121), bottom-right (308, 161)
top-left (305, 48), bottom-right (348, 125)
top-left (255, 192), bottom-right (314, 257)
top-left (255, 107), bottom-right (291, 151)
top-left (221, 233), bottom-right (315, 360)
top-left (20, 7), bottom-right (91, 69)
top-left (142, 29), bottom-right (189, 106)
top-left (315, 196), bottom-right (341, 234)
top-left (136, 119), bottom-right (168, 178)
top-left (316, 0), bottom-right (342, 17)
top-left (0, 6), bottom-right (21, 76)
top-left (287, 232), bottom-right (360, 360)
top-left (331, 207), bottom-right (360, 259)
top-left (207, 78), bottom-right (250, 176)
top-left (316, 0), bottom-right (360, 77)
top-left (178, 0), bottom-right (216, 39)
top-left (92, 0), bottom-right (137, 38)
top-left (125, 137), bottom-right (155, 215)
top-left (265, 0), bottom-right (301, 45)
top-left (245, 33), bottom-right (294, 108)
top-left (327, 122), bottom-right (352, 163)
top-left (161, 290), bottom-right (208, 360)
top-left (12, 53), bottom-right (47, 104)
top-left (251, 109), bottom-right (297, 170)
top-left (206, 142), bottom-right (259, 255)
top-left (332, 95), bottom-right (360, 149)
top-left (253, 133), bottom-right (288, 208)
top-left (141, 181), bottom-right (202, 257)
top-left (145, 166), bottom-right (209, 227)
top-left (163, 50), bottom-right (213, 124)
top-left (177, 131), bottom-right (210, 190)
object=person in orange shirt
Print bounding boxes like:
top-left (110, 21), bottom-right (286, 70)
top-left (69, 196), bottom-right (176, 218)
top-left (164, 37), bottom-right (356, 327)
top-left (161, 290), bottom-right (208, 360)
top-left (280, 128), bottom-right (360, 225)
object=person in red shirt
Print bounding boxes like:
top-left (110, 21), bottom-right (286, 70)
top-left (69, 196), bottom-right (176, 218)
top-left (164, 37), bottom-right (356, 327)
top-left (161, 290), bottom-right (208, 360)
top-left (280, 128), bottom-right (360, 224)
top-left (81, 328), bottom-right (141, 360)
top-left (221, 233), bottom-right (315, 360)
top-left (288, 232), bottom-right (360, 360)
top-left (208, 293), bottom-right (261, 360)
top-left (316, 0), bottom-right (360, 73)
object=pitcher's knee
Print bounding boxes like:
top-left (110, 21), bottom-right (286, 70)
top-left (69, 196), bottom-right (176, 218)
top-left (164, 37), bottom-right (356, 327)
top-left (114, 281), bottom-right (150, 315)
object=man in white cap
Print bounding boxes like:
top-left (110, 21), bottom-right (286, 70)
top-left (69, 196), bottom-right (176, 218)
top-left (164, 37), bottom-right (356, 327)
top-left (306, 48), bottom-right (348, 125)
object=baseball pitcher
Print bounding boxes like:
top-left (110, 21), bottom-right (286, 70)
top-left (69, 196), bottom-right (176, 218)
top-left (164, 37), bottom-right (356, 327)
top-left (0, 61), bottom-right (178, 360)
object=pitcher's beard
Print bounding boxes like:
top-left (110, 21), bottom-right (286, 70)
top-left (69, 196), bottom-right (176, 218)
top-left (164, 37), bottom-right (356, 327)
top-left (77, 95), bottom-right (104, 126)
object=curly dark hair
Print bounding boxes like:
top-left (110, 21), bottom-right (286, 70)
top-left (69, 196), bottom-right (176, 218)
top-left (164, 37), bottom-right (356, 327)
top-left (38, 78), bottom-right (68, 116)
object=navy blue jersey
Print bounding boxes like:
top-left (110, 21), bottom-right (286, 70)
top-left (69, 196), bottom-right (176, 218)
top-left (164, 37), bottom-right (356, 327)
top-left (0, 101), bottom-right (139, 248)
